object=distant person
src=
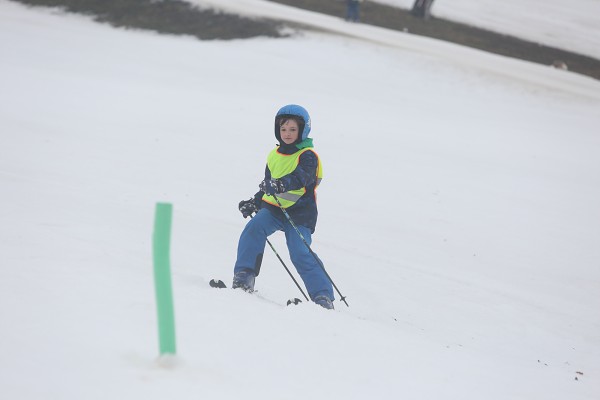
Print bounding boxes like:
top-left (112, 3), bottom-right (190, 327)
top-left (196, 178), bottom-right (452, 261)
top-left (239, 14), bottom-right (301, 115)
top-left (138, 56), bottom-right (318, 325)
top-left (346, 0), bottom-right (362, 23)
top-left (234, 104), bottom-right (335, 310)
top-left (411, 0), bottom-right (435, 20)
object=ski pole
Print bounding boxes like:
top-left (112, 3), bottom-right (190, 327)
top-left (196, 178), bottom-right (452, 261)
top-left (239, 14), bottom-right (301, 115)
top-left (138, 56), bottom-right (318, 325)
top-left (250, 213), bottom-right (309, 302)
top-left (272, 195), bottom-right (349, 307)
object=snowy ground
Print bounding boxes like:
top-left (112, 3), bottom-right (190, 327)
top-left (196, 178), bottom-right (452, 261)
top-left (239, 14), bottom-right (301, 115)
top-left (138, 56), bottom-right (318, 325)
top-left (1, 0), bottom-right (599, 399)
top-left (371, 0), bottom-right (600, 59)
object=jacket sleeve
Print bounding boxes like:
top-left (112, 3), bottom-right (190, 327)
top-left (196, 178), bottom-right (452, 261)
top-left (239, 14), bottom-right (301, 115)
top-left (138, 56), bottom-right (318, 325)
top-left (278, 151), bottom-right (318, 191)
top-left (252, 165), bottom-right (271, 207)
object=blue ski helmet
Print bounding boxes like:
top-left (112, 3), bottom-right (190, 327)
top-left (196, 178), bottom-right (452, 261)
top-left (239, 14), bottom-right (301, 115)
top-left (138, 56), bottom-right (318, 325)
top-left (275, 104), bottom-right (311, 143)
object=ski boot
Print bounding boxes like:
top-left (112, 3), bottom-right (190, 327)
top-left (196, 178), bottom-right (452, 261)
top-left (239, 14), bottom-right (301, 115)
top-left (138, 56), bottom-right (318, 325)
top-left (314, 295), bottom-right (334, 310)
top-left (232, 269), bottom-right (255, 293)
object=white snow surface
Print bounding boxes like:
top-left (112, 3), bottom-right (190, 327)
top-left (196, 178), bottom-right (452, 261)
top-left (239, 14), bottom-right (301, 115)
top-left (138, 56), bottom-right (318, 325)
top-left (1, 0), bottom-right (600, 399)
top-left (371, 0), bottom-right (600, 59)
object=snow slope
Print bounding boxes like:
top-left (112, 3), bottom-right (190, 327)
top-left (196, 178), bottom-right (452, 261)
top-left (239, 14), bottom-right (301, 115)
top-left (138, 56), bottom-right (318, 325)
top-left (192, 0), bottom-right (600, 98)
top-left (1, 1), bottom-right (599, 399)
top-left (372, 0), bottom-right (600, 59)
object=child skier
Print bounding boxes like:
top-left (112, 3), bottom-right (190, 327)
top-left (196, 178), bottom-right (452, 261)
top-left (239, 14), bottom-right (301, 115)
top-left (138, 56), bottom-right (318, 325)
top-left (233, 104), bottom-right (335, 310)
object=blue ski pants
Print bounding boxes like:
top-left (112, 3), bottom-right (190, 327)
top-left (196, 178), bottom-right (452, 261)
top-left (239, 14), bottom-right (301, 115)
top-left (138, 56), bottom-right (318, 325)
top-left (234, 208), bottom-right (334, 301)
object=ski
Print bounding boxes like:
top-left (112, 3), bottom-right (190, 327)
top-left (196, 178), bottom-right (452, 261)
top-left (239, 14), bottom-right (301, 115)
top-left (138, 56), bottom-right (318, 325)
top-left (209, 279), bottom-right (227, 289)
top-left (209, 279), bottom-right (302, 306)
top-left (286, 298), bottom-right (302, 306)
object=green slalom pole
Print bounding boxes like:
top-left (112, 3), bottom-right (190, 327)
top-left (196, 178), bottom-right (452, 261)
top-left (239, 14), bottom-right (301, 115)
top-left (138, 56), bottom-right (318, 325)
top-left (152, 202), bottom-right (176, 355)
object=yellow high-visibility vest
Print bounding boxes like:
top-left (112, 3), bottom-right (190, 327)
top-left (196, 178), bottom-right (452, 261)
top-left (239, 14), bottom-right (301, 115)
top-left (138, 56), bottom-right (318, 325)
top-left (262, 147), bottom-right (323, 208)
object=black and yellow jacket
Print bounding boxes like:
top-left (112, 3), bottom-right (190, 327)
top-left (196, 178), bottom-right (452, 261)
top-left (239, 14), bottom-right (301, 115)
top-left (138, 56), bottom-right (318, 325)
top-left (253, 138), bottom-right (322, 233)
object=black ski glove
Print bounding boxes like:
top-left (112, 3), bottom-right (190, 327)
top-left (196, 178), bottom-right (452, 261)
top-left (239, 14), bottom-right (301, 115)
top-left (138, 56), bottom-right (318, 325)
top-left (259, 179), bottom-right (285, 195)
top-left (238, 198), bottom-right (258, 219)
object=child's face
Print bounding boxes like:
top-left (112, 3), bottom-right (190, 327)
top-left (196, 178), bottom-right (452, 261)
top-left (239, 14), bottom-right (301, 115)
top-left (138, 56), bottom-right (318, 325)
top-left (280, 119), bottom-right (300, 145)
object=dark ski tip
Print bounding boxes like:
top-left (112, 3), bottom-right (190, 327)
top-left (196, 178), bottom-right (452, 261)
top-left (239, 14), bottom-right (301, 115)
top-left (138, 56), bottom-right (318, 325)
top-left (286, 298), bottom-right (302, 306)
top-left (209, 279), bottom-right (227, 289)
